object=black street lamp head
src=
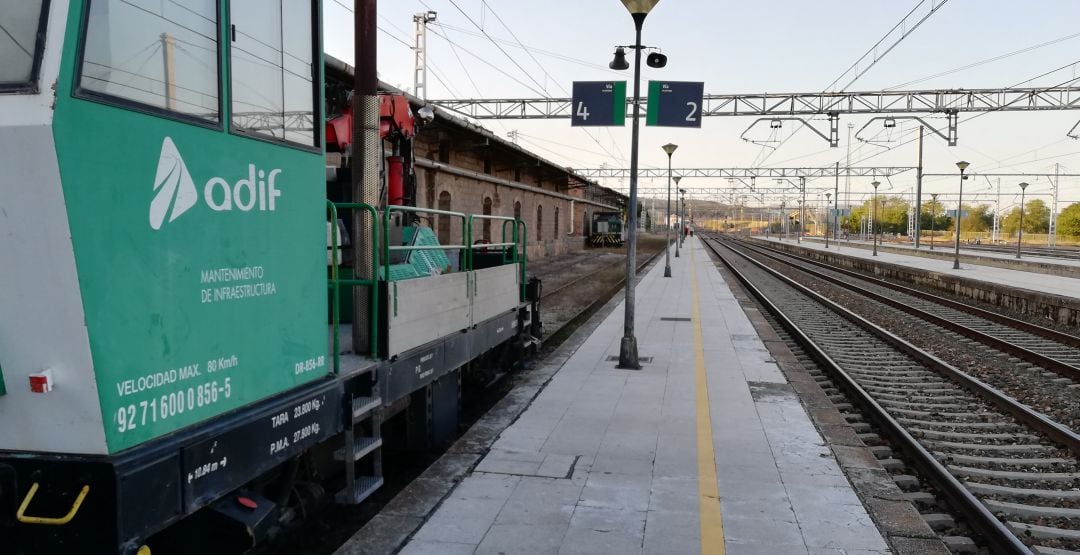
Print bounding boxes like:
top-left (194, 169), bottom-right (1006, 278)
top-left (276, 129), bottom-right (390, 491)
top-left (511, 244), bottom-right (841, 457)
top-left (646, 51), bottom-right (667, 68)
top-left (661, 143), bottom-right (678, 156)
top-left (956, 160), bottom-right (970, 173)
top-left (673, 176), bottom-right (682, 185)
top-left (1019, 181), bottom-right (1029, 191)
top-left (609, 47), bottom-right (630, 70)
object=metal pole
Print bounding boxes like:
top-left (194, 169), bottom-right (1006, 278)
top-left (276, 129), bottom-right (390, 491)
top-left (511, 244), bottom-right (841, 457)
top-left (675, 190), bottom-right (681, 257)
top-left (664, 151), bottom-right (672, 277)
top-left (798, 177), bottom-right (806, 244)
top-left (953, 166), bottom-right (967, 270)
top-left (834, 161), bottom-right (840, 249)
top-left (618, 14), bottom-right (645, 370)
top-left (1017, 183), bottom-right (1028, 259)
top-left (160, 33), bottom-right (177, 111)
top-left (352, 0), bottom-right (378, 353)
top-left (872, 184), bottom-right (879, 256)
top-left (914, 126), bottom-right (923, 247)
top-left (779, 202), bottom-right (785, 241)
top-left (930, 193), bottom-right (938, 250)
top-left (825, 193), bottom-right (831, 248)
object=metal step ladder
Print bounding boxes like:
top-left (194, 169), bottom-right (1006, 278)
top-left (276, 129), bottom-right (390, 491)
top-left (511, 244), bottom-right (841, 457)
top-left (335, 366), bottom-right (383, 504)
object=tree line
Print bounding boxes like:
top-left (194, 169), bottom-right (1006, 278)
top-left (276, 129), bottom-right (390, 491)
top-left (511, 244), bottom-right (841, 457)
top-left (837, 196), bottom-right (1080, 236)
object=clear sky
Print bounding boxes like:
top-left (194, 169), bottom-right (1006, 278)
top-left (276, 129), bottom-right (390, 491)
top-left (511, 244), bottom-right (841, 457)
top-left (324, 0), bottom-right (1080, 211)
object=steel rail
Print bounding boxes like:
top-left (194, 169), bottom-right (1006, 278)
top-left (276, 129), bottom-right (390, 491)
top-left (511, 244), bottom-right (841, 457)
top-left (712, 236), bottom-right (1080, 453)
top-left (737, 240), bottom-right (1080, 382)
top-left (701, 237), bottom-right (1034, 554)
top-left (746, 239), bottom-right (1080, 348)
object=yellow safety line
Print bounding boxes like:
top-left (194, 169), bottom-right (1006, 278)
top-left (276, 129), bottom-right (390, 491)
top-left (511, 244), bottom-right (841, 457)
top-left (690, 242), bottom-right (726, 554)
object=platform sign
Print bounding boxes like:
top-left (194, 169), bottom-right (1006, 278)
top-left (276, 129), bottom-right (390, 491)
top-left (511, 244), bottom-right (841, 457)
top-left (646, 81), bottom-right (705, 128)
top-left (571, 81), bottom-right (626, 127)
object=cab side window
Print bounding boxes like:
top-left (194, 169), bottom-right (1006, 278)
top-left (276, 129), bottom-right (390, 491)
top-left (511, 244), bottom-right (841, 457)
top-left (78, 0), bottom-right (220, 122)
top-left (229, 0), bottom-right (318, 148)
top-left (0, 0), bottom-right (50, 92)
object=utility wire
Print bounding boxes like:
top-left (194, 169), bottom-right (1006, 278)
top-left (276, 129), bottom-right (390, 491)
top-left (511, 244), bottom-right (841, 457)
top-left (446, 0), bottom-right (550, 97)
top-left (468, 1), bottom-right (627, 165)
top-left (886, 31), bottom-right (1080, 90)
top-left (825, 0), bottom-right (951, 92)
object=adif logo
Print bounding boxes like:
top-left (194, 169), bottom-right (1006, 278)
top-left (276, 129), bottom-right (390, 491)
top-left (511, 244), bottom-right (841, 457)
top-left (149, 137), bottom-right (282, 230)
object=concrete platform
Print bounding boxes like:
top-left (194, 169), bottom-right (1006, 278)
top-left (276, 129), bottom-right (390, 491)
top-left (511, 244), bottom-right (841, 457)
top-left (759, 235), bottom-right (1080, 301)
top-left (397, 237), bottom-right (889, 554)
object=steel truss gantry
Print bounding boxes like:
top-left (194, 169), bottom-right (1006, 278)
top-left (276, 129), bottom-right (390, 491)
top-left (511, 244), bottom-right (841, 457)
top-left (574, 166), bottom-right (914, 179)
top-left (429, 86), bottom-right (1080, 120)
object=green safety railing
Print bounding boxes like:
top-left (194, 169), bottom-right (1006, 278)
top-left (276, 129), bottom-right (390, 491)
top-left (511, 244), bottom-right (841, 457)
top-left (501, 219), bottom-right (528, 301)
top-left (327, 201), bottom-right (381, 373)
top-left (465, 214), bottom-right (521, 268)
top-left (382, 205), bottom-right (469, 279)
top-left (329, 203), bottom-right (529, 369)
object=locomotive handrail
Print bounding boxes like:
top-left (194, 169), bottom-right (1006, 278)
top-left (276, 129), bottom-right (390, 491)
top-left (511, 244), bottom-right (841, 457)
top-left (465, 214), bottom-right (521, 271)
top-left (501, 219), bottom-right (528, 301)
top-left (327, 201), bottom-right (381, 369)
top-left (16, 483), bottom-right (90, 526)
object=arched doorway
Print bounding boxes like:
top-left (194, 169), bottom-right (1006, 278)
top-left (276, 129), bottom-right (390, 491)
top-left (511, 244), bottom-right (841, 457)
top-left (437, 191), bottom-right (451, 245)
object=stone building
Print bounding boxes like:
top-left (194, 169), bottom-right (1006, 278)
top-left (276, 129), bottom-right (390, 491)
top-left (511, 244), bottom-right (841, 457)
top-left (326, 56), bottom-right (626, 260)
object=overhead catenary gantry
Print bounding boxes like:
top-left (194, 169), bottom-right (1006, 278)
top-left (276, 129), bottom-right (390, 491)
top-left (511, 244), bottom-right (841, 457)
top-left (430, 85), bottom-right (1080, 146)
top-left (572, 166), bottom-right (915, 179)
top-left (430, 86), bottom-right (1080, 120)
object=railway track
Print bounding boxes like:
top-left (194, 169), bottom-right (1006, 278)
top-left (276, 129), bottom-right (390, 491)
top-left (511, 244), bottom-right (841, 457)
top-left (739, 239), bottom-right (1080, 380)
top-left (703, 236), bottom-right (1080, 555)
top-left (734, 237), bottom-right (1080, 432)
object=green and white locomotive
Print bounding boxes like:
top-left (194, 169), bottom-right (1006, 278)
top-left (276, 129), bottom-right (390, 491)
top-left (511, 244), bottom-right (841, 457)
top-left (0, 2), bottom-right (538, 553)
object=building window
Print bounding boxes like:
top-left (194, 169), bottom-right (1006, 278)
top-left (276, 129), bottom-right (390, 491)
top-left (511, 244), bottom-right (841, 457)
top-left (536, 205), bottom-right (543, 241)
top-left (230, 0), bottom-right (318, 147)
top-left (0, 0), bottom-right (49, 92)
top-left (482, 197), bottom-right (492, 242)
top-left (514, 201), bottom-right (521, 221)
top-left (78, 0), bottom-right (219, 121)
top-left (554, 206), bottom-right (560, 238)
top-left (437, 191), bottom-right (452, 245)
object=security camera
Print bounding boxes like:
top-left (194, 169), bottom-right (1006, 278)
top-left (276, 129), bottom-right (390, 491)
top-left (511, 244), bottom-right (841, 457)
top-left (417, 105), bottom-right (435, 124)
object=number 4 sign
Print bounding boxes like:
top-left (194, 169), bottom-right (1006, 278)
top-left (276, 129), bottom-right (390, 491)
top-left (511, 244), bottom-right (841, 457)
top-left (571, 81), bottom-right (627, 127)
top-left (646, 81), bottom-right (705, 128)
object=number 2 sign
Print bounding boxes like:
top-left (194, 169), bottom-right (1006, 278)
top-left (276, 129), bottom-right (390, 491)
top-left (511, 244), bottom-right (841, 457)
top-left (646, 81), bottom-right (705, 128)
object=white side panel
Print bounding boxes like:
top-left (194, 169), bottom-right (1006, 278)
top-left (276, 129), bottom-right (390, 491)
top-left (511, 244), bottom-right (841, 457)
top-left (388, 273), bottom-right (470, 358)
top-left (0, 125), bottom-right (108, 455)
top-left (472, 265), bottom-right (520, 325)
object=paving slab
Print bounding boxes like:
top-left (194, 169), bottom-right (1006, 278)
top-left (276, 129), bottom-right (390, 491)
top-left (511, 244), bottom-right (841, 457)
top-left (398, 237), bottom-right (888, 554)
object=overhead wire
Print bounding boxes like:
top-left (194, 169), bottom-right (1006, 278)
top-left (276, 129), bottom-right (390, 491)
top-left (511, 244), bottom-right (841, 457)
top-left (476, 1), bottom-right (627, 164)
top-left (757, 0), bottom-right (950, 169)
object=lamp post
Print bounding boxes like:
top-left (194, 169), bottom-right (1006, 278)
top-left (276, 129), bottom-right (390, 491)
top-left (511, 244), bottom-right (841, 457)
top-left (611, 0), bottom-right (660, 370)
top-left (1017, 181), bottom-right (1029, 259)
top-left (779, 201), bottom-right (786, 241)
top-left (953, 161), bottom-right (970, 270)
top-left (673, 176), bottom-right (682, 257)
top-left (825, 192), bottom-right (832, 248)
top-left (661, 143), bottom-right (677, 277)
top-left (929, 193), bottom-right (938, 251)
top-left (679, 188), bottom-right (687, 247)
top-left (871, 180), bottom-right (880, 256)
